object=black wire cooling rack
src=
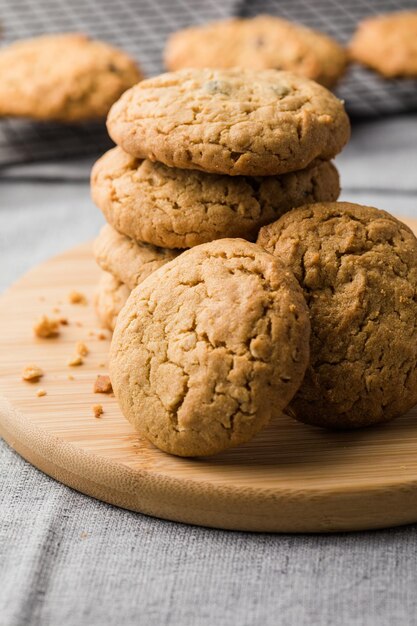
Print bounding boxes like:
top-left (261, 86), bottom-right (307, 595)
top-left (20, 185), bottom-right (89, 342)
top-left (239, 0), bottom-right (417, 117)
top-left (0, 0), bottom-right (416, 167)
top-left (0, 0), bottom-right (235, 167)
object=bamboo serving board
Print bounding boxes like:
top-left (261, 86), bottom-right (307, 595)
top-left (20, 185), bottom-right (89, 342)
top-left (1, 218), bottom-right (417, 533)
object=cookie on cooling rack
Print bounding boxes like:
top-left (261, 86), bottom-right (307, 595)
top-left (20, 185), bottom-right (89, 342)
top-left (349, 11), bottom-right (417, 78)
top-left (165, 15), bottom-right (347, 88)
top-left (257, 202), bottom-right (417, 429)
top-left (110, 238), bottom-right (310, 457)
top-left (0, 33), bottom-right (142, 121)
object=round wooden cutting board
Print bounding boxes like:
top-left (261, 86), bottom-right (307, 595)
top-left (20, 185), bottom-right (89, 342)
top-left (1, 218), bottom-right (417, 533)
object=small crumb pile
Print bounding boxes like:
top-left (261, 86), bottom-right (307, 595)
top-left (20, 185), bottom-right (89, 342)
top-left (67, 341), bottom-right (90, 367)
top-left (68, 290), bottom-right (88, 305)
top-left (93, 375), bottom-right (112, 394)
top-left (33, 315), bottom-right (60, 338)
top-left (92, 404), bottom-right (104, 418)
top-left (22, 364), bottom-right (44, 382)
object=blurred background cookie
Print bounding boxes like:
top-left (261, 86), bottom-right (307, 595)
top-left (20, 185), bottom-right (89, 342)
top-left (165, 15), bottom-right (348, 88)
top-left (349, 11), bottom-right (417, 78)
top-left (0, 33), bottom-right (142, 121)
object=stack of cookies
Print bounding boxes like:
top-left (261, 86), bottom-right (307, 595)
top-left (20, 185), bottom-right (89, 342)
top-left (91, 68), bottom-right (417, 457)
top-left (92, 67), bottom-right (350, 331)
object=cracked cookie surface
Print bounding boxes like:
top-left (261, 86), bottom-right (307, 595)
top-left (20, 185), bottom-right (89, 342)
top-left (110, 238), bottom-right (310, 457)
top-left (257, 202), bottom-right (417, 428)
top-left (92, 147), bottom-right (340, 249)
top-left (107, 68), bottom-right (350, 176)
top-left (93, 224), bottom-right (180, 290)
top-left (0, 33), bottom-right (142, 121)
top-left (349, 11), bottom-right (417, 78)
top-left (94, 271), bottom-right (130, 331)
top-left (165, 16), bottom-right (347, 88)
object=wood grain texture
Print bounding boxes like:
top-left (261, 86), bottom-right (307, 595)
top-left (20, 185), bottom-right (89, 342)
top-left (1, 216), bottom-right (417, 533)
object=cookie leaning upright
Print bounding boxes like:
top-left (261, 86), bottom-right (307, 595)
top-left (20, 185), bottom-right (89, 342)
top-left (257, 202), bottom-right (417, 429)
top-left (110, 239), bottom-right (310, 457)
top-left (0, 33), bottom-right (142, 121)
top-left (106, 68), bottom-right (350, 176)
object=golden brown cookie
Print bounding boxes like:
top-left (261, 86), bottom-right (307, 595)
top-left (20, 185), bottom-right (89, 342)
top-left (110, 238), bottom-right (310, 457)
top-left (349, 11), bottom-right (417, 78)
top-left (0, 33), bottom-right (142, 121)
top-left (92, 147), bottom-right (340, 249)
top-left (257, 202), bottom-right (417, 429)
top-left (165, 16), bottom-right (347, 88)
top-left (93, 224), bottom-right (180, 290)
top-left (107, 68), bottom-right (350, 177)
top-left (94, 271), bottom-right (130, 331)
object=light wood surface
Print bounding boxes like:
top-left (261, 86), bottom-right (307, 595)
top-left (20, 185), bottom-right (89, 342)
top-left (1, 217), bottom-right (417, 533)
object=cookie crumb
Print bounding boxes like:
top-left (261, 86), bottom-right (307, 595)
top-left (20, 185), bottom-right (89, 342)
top-left (75, 321), bottom-right (84, 327)
top-left (53, 307), bottom-right (61, 313)
top-left (68, 290), bottom-right (87, 305)
top-left (94, 374), bottom-right (112, 394)
top-left (22, 364), bottom-right (44, 382)
top-left (67, 355), bottom-right (84, 367)
top-left (98, 362), bottom-right (106, 368)
top-left (33, 315), bottom-right (60, 338)
top-left (59, 317), bottom-right (69, 326)
top-left (67, 374), bottom-right (75, 381)
top-left (36, 389), bottom-right (47, 397)
top-left (97, 332), bottom-right (107, 340)
top-left (93, 404), bottom-right (103, 418)
top-left (76, 341), bottom-right (89, 357)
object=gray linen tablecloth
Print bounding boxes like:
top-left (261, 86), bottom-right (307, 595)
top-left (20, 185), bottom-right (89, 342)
top-left (1, 115), bottom-right (417, 626)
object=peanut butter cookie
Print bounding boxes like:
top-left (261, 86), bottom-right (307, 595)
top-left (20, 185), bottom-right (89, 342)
top-left (0, 33), bottom-right (142, 121)
top-left (110, 238), bottom-right (310, 456)
top-left (94, 271), bottom-right (130, 331)
top-left (165, 16), bottom-right (347, 88)
top-left (350, 11), bottom-right (417, 78)
top-left (107, 68), bottom-right (350, 176)
top-left (257, 202), bottom-right (417, 428)
top-left (92, 147), bottom-right (340, 249)
top-left (93, 224), bottom-right (179, 290)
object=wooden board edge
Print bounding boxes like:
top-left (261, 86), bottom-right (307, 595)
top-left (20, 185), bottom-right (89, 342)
top-left (2, 393), bottom-right (417, 533)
